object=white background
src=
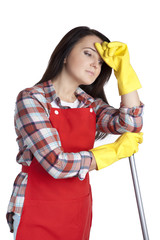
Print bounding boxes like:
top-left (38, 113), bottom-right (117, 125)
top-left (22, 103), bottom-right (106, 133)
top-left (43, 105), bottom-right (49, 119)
top-left (1, 0), bottom-right (160, 239)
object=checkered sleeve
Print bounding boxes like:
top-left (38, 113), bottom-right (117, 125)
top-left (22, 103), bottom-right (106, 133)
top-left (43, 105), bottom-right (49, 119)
top-left (15, 90), bottom-right (92, 180)
top-left (93, 98), bottom-right (144, 134)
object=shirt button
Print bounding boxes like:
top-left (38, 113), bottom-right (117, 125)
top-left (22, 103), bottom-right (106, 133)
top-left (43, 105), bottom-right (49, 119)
top-left (80, 173), bottom-right (85, 179)
top-left (54, 110), bottom-right (59, 115)
top-left (90, 108), bottom-right (93, 112)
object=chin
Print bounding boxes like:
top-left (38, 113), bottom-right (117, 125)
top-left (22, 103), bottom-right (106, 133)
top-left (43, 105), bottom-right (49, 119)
top-left (79, 78), bottom-right (96, 86)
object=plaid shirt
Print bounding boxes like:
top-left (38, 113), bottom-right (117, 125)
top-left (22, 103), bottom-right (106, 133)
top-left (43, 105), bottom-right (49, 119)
top-left (7, 79), bottom-right (144, 232)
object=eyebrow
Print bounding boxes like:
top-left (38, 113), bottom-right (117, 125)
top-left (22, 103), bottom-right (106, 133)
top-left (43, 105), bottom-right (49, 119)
top-left (83, 47), bottom-right (103, 62)
top-left (83, 47), bottom-right (96, 52)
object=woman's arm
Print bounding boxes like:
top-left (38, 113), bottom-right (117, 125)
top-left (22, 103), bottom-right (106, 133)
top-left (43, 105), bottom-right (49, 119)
top-left (89, 153), bottom-right (97, 171)
top-left (121, 90), bottom-right (141, 108)
top-left (93, 97), bottom-right (144, 134)
top-left (95, 41), bottom-right (143, 125)
top-left (15, 90), bottom-right (92, 181)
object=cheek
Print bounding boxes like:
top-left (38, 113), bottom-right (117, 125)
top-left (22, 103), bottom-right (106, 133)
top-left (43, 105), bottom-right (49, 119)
top-left (96, 67), bottom-right (102, 77)
top-left (67, 54), bottom-right (86, 72)
top-left (73, 53), bottom-right (86, 66)
top-left (65, 58), bottom-right (82, 79)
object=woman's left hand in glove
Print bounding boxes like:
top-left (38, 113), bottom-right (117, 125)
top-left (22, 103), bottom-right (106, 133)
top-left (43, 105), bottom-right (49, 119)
top-left (95, 41), bottom-right (142, 95)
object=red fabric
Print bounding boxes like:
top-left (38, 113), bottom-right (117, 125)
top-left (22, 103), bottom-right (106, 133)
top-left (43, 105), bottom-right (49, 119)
top-left (16, 107), bottom-right (96, 240)
top-left (21, 165), bottom-right (29, 173)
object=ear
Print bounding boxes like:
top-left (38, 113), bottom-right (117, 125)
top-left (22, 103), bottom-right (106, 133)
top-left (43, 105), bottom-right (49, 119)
top-left (63, 58), bottom-right (67, 64)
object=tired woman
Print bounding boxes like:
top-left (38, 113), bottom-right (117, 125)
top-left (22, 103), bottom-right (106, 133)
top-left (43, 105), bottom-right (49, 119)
top-left (7, 26), bottom-right (143, 240)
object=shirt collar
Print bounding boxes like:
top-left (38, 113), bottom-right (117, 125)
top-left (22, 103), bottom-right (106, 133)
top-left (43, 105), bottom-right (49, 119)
top-left (41, 79), bottom-right (95, 106)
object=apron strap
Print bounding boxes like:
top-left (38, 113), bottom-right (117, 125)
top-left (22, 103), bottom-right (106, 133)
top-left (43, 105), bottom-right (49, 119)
top-left (22, 165), bottom-right (29, 173)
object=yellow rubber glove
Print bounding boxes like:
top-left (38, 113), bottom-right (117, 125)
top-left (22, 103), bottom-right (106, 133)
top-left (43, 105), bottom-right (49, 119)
top-left (95, 41), bottom-right (142, 95)
top-left (89, 132), bottom-right (143, 170)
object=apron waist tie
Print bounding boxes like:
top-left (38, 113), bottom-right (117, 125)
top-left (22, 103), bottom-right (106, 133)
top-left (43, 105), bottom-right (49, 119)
top-left (22, 165), bottom-right (30, 173)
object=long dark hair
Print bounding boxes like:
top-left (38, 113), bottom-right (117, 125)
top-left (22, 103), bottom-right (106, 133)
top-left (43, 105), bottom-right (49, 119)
top-left (37, 26), bottom-right (112, 141)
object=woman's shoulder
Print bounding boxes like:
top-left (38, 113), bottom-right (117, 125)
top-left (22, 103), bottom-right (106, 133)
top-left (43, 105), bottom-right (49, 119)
top-left (16, 82), bottom-right (46, 102)
top-left (14, 82), bottom-right (51, 117)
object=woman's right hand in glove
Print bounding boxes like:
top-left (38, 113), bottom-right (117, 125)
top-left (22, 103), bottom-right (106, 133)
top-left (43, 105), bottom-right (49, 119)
top-left (89, 132), bottom-right (143, 170)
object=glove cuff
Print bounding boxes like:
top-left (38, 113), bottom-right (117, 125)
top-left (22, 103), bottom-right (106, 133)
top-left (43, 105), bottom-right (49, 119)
top-left (90, 144), bottom-right (118, 170)
top-left (115, 64), bottom-right (142, 95)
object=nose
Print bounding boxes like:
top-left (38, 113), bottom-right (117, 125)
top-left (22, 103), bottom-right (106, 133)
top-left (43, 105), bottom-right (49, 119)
top-left (90, 58), bottom-right (99, 69)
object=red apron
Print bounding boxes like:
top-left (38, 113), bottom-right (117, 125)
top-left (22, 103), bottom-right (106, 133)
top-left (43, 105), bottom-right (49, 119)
top-left (16, 106), bottom-right (96, 240)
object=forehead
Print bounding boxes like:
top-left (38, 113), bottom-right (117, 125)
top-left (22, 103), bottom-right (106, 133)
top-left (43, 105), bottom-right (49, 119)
top-left (76, 35), bottom-right (103, 49)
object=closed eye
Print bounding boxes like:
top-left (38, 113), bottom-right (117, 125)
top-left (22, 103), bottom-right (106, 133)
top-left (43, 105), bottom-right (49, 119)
top-left (84, 51), bottom-right (92, 57)
top-left (84, 50), bottom-right (103, 65)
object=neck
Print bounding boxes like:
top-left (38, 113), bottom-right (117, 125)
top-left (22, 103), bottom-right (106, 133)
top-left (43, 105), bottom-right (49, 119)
top-left (51, 70), bottom-right (79, 103)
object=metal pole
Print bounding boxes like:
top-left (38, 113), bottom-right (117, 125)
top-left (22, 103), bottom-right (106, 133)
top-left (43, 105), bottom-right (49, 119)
top-left (129, 154), bottom-right (149, 240)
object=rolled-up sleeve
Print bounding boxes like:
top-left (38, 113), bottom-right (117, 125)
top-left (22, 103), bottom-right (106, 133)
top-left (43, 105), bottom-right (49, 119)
top-left (15, 90), bottom-right (92, 180)
top-left (93, 98), bottom-right (144, 134)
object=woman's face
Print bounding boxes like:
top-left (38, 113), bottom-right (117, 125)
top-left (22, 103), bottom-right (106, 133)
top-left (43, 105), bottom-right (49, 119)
top-left (64, 35), bottom-right (103, 86)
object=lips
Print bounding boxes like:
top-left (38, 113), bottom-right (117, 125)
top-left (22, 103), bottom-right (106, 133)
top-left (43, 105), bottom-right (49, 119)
top-left (86, 70), bottom-right (94, 76)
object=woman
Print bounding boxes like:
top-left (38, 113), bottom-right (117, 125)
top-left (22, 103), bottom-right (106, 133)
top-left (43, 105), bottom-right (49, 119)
top-left (6, 26), bottom-right (144, 240)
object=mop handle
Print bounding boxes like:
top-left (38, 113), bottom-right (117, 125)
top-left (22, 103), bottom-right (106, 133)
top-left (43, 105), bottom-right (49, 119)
top-left (129, 154), bottom-right (149, 240)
